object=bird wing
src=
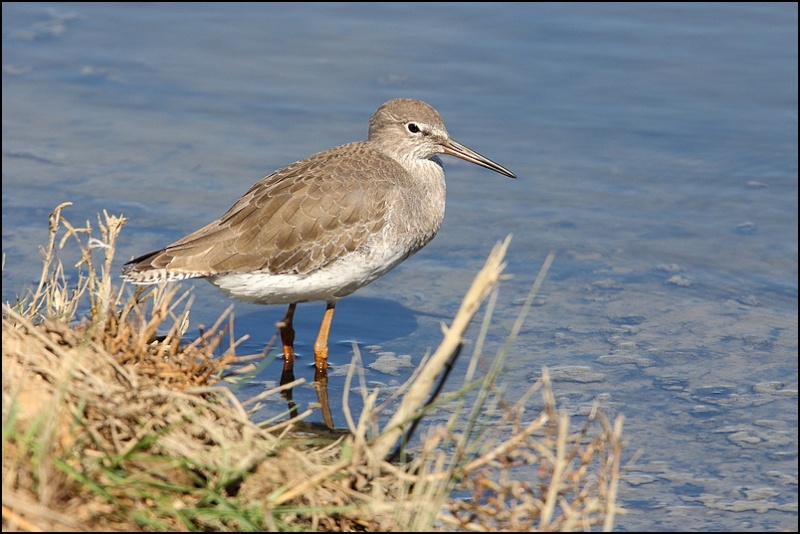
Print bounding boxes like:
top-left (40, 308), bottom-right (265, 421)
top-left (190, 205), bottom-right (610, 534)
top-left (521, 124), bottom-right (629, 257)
top-left (125, 142), bottom-right (401, 279)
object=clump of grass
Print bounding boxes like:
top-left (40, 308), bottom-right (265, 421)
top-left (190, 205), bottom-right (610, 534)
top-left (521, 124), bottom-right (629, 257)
top-left (442, 376), bottom-right (624, 531)
top-left (3, 204), bottom-right (626, 531)
top-left (346, 245), bottom-right (625, 531)
top-left (3, 203), bottom-right (278, 530)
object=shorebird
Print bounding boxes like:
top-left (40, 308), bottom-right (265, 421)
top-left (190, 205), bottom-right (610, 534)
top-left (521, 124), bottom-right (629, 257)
top-left (123, 98), bottom-right (515, 371)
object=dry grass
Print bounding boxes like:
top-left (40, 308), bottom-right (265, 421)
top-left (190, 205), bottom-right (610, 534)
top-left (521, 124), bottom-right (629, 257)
top-left (2, 204), bottom-right (626, 531)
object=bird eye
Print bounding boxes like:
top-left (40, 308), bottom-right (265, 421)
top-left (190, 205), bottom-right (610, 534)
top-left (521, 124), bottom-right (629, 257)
top-left (406, 122), bottom-right (421, 134)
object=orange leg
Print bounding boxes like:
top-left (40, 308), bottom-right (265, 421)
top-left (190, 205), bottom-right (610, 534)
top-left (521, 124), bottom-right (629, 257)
top-left (313, 301), bottom-right (336, 371)
top-left (277, 303), bottom-right (297, 363)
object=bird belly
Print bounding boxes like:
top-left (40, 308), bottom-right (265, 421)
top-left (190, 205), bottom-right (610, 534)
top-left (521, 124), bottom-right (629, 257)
top-left (207, 246), bottom-right (410, 305)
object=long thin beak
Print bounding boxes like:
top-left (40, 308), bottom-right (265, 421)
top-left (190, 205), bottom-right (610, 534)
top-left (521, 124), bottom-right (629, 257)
top-left (443, 138), bottom-right (516, 179)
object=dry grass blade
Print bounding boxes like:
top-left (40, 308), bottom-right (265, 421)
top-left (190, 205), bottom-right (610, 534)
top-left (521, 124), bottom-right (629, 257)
top-left (370, 235), bottom-right (512, 461)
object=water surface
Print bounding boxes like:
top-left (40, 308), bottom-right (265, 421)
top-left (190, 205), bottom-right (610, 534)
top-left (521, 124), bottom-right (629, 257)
top-left (3, 3), bottom-right (797, 531)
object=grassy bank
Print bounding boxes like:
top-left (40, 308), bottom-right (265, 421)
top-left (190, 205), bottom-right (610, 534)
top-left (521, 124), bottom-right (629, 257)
top-left (3, 204), bottom-right (625, 531)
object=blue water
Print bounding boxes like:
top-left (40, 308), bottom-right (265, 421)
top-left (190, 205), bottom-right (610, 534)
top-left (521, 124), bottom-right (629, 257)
top-left (3, 3), bottom-right (797, 530)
